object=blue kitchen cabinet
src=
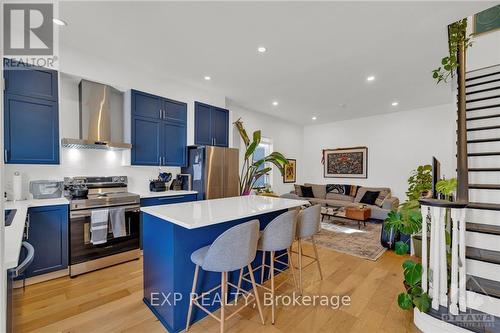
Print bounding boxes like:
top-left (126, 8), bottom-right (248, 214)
top-left (131, 116), bottom-right (162, 166)
top-left (4, 93), bottom-right (59, 164)
top-left (24, 205), bottom-right (69, 277)
top-left (4, 65), bottom-right (58, 101)
top-left (163, 121), bottom-right (187, 167)
top-left (131, 90), bottom-right (187, 166)
top-left (194, 102), bottom-right (212, 145)
top-left (3, 64), bottom-right (60, 165)
top-left (131, 90), bottom-right (162, 120)
top-left (140, 193), bottom-right (197, 248)
top-left (194, 102), bottom-right (229, 147)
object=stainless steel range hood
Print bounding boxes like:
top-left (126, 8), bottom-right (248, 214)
top-left (61, 79), bottom-right (131, 150)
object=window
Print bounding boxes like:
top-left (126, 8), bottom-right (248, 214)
top-left (252, 138), bottom-right (273, 189)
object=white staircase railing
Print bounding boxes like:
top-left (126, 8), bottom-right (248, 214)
top-left (419, 199), bottom-right (468, 315)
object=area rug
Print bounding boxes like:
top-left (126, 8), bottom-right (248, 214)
top-left (308, 220), bottom-right (387, 261)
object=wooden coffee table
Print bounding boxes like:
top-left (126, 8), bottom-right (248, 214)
top-left (321, 205), bottom-right (372, 229)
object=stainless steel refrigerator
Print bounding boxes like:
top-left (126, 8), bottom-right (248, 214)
top-left (182, 146), bottom-right (239, 200)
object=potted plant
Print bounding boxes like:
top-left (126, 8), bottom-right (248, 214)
top-left (233, 118), bottom-right (288, 195)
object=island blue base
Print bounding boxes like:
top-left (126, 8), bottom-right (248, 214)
top-left (142, 209), bottom-right (288, 333)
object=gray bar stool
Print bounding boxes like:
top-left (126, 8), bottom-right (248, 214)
top-left (236, 210), bottom-right (298, 325)
top-left (185, 220), bottom-right (264, 333)
top-left (293, 204), bottom-right (323, 294)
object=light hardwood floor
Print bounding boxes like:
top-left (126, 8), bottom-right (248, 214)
top-left (14, 243), bottom-right (420, 333)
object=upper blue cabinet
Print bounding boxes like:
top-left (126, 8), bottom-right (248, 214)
top-left (194, 102), bottom-right (229, 147)
top-left (130, 90), bottom-right (187, 167)
top-left (4, 65), bottom-right (59, 164)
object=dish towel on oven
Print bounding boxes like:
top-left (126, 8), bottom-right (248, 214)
top-left (109, 207), bottom-right (126, 238)
top-left (90, 209), bottom-right (109, 245)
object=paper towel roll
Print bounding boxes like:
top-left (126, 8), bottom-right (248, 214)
top-left (13, 172), bottom-right (23, 201)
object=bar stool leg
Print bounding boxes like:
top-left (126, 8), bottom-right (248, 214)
top-left (247, 264), bottom-right (265, 325)
top-left (270, 251), bottom-right (276, 324)
top-left (185, 264), bottom-right (200, 331)
top-left (220, 272), bottom-right (227, 333)
top-left (260, 251), bottom-right (266, 284)
top-left (268, 251), bottom-right (274, 280)
top-left (298, 239), bottom-right (303, 294)
top-left (287, 247), bottom-right (298, 289)
top-left (311, 235), bottom-right (323, 280)
top-left (236, 267), bottom-right (244, 299)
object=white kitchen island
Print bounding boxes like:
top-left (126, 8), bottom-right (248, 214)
top-left (140, 195), bottom-right (308, 332)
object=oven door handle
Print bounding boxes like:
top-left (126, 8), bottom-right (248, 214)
top-left (13, 242), bottom-right (35, 278)
top-left (70, 205), bottom-right (140, 218)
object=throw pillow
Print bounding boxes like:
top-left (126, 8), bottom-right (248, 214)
top-left (294, 185), bottom-right (303, 197)
top-left (300, 186), bottom-right (315, 198)
top-left (359, 191), bottom-right (380, 205)
top-left (375, 190), bottom-right (390, 207)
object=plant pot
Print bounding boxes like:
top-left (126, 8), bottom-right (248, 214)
top-left (412, 234), bottom-right (430, 260)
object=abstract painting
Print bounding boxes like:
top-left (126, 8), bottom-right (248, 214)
top-left (323, 147), bottom-right (368, 178)
top-left (283, 159), bottom-right (296, 183)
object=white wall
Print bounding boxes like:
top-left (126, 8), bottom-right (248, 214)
top-left (229, 101), bottom-right (303, 195)
top-left (4, 45), bottom-right (232, 197)
top-left (300, 104), bottom-right (456, 201)
top-left (467, 16), bottom-right (500, 71)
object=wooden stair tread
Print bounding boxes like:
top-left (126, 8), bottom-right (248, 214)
top-left (469, 184), bottom-right (500, 190)
top-left (466, 85), bottom-right (500, 96)
top-left (468, 202), bottom-right (500, 210)
top-left (468, 152), bottom-right (500, 156)
top-left (468, 137), bottom-right (500, 143)
top-left (466, 275), bottom-right (500, 299)
top-left (468, 168), bottom-right (500, 172)
top-left (467, 247), bottom-right (500, 265)
top-left (467, 114), bottom-right (500, 121)
top-left (466, 94), bottom-right (500, 103)
top-left (467, 125), bottom-right (500, 132)
top-left (467, 222), bottom-right (500, 235)
top-left (466, 103), bottom-right (500, 112)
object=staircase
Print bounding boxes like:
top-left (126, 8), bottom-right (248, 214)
top-left (464, 63), bottom-right (500, 321)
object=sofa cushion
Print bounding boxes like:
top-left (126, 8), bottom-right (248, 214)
top-left (354, 187), bottom-right (391, 203)
top-left (325, 192), bottom-right (354, 202)
top-left (359, 191), bottom-right (380, 205)
top-left (294, 185), bottom-right (303, 197)
top-left (301, 186), bottom-right (315, 198)
top-left (304, 183), bottom-right (327, 199)
top-left (326, 184), bottom-right (359, 197)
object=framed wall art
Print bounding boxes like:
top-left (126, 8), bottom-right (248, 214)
top-left (323, 147), bottom-right (368, 178)
top-left (283, 159), bottom-right (296, 183)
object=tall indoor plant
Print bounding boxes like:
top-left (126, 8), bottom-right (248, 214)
top-left (234, 118), bottom-right (288, 195)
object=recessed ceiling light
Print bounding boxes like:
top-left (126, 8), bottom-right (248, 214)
top-left (204, 76), bottom-right (211, 81)
top-left (53, 18), bottom-right (67, 26)
top-left (272, 101), bottom-right (278, 106)
top-left (391, 101), bottom-right (399, 106)
top-left (257, 46), bottom-right (267, 53)
top-left (312, 116), bottom-right (317, 120)
top-left (366, 75), bottom-right (375, 82)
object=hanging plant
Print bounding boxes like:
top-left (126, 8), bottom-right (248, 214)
top-left (432, 18), bottom-right (473, 84)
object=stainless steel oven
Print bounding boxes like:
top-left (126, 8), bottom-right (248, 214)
top-left (65, 176), bottom-right (141, 276)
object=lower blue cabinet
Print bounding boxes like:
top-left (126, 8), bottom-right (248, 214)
top-left (24, 205), bottom-right (69, 277)
top-left (140, 194), bottom-right (197, 248)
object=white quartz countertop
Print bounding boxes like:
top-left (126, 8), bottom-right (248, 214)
top-left (4, 197), bottom-right (69, 269)
top-left (135, 190), bottom-right (198, 199)
top-left (140, 195), bottom-right (309, 229)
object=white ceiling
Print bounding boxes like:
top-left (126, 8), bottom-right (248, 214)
top-left (60, 1), bottom-right (497, 125)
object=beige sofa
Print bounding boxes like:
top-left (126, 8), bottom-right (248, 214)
top-left (289, 183), bottom-right (399, 220)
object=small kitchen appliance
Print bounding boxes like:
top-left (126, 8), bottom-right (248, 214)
top-left (29, 180), bottom-right (63, 199)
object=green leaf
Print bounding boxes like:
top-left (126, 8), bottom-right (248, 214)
top-left (410, 286), bottom-right (423, 296)
top-left (413, 293), bottom-right (431, 312)
top-left (404, 262), bottom-right (422, 286)
top-left (402, 259), bottom-right (416, 271)
top-left (395, 241), bottom-right (409, 255)
top-left (397, 293), bottom-right (413, 310)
